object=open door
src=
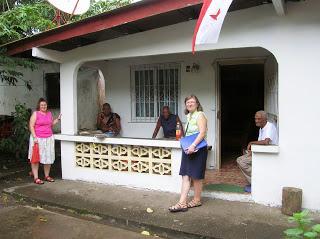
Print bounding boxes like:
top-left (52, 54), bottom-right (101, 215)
top-left (215, 62), bottom-right (221, 169)
top-left (264, 55), bottom-right (279, 125)
top-left (215, 58), bottom-right (265, 170)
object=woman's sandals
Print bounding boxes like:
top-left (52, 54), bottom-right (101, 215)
top-left (34, 178), bottom-right (44, 185)
top-left (169, 202), bottom-right (188, 212)
top-left (45, 176), bottom-right (55, 182)
top-left (187, 199), bottom-right (202, 208)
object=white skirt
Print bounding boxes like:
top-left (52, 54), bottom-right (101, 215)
top-left (28, 135), bottom-right (55, 164)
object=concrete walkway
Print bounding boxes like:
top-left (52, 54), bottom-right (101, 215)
top-left (3, 180), bottom-right (294, 239)
top-left (0, 206), bottom-right (158, 239)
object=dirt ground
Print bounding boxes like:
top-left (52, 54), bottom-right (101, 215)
top-left (0, 157), bottom-right (158, 239)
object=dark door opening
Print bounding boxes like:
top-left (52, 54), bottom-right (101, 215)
top-left (220, 64), bottom-right (264, 163)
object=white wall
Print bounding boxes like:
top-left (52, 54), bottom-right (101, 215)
top-left (0, 62), bottom-right (99, 133)
top-left (0, 63), bottom-right (61, 132)
top-left (56, 0), bottom-right (320, 209)
top-left (0, 63), bottom-right (59, 115)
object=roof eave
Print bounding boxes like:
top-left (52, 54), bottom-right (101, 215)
top-left (3, 0), bottom-right (203, 56)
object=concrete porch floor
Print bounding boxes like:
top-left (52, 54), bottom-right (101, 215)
top-left (204, 159), bottom-right (248, 188)
top-left (3, 180), bottom-right (301, 239)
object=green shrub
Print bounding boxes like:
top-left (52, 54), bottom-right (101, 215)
top-left (0, 104), bottom-right (31, 160)
top-left (284, 210), bottom-right (320, 239)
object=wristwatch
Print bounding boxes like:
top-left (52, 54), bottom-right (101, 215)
top-left (191, 143), bottom-right (197, 147)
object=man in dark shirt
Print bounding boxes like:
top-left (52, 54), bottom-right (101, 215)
top-left (152, 106), bottom-right (184, 139)
top-left (97, 103), bottom-right (121, 136)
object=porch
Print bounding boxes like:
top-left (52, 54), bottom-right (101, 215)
top-left (53, 46), bottom-right (279, 201)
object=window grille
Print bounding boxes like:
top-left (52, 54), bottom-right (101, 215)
top-left (131, 63), bottom-right (180, 122)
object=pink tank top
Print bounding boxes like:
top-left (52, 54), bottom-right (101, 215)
top-left (35, 111), bottom-right (53, 138)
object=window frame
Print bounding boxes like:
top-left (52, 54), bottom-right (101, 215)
top-left (130, 63), bottom-right (181, 123)
top-left (44, 72), bottom-right (60, 109)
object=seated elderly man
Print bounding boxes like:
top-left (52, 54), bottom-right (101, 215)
top-left (237, 110), bottom-right (278, 193)
top-left (97, 103), bottom-right (121, 136)
top-left (152, 106), bottom-right (184, 139)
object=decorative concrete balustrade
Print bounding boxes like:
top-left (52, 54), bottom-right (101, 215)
top-left (55, 134), bottom-right (182, 192)
top-left (75, 143), bottom-right (172, 175)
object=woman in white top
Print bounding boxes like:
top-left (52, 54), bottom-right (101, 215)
top-left (169, 95), bottom-right (208, 212)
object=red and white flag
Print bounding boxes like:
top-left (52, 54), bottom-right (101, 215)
top-left (192, 0), bottom-right (233, 54)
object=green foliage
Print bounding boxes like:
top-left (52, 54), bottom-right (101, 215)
top-left (284, 210), bottom-right (320, 239)
top-left (73, 0), bottom-right (131, 21)
top-left (0, 48), bottom-right (36, 89)
top-left (0, 0), bottom-right (131, 45)
top-left (0, 0), bottom-right (131, 88)
top-left (0, 1), bottom-right (55, 44)
top-left (0, 0), bottom-right (52, 89)
top-left (0, 103), bottom-right (31, 159)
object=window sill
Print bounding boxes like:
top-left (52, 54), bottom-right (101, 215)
top-left (251, 145), bottom-right (279, 154)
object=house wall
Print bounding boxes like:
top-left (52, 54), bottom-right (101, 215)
top-left (57, 0), bottom-right (320, 209)
top-left (0, 63), bottom-right (61, 132)
top-left (0, 63), bottom-right (59, 115)
top-left (0, 62), bottom-right (99, 133)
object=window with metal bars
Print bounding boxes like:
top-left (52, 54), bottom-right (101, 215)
top-left (131, 63), bottom-right (180, 122)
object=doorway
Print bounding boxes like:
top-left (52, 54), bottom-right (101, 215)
top-left (220, 64), bottom-right (264, 163)
top-left (204, 63), bottom-right (265, 192)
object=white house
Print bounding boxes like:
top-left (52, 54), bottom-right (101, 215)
top-left (3, 0), bottom-right (320, 210)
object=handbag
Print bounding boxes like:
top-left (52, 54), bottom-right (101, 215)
top-left (180, 121), bottom-right (207, 153)
top-left (31, 142), bottom-right (40, 164)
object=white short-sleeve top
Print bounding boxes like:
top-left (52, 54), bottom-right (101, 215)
top-left (258, 121), bottom-right (278, 145)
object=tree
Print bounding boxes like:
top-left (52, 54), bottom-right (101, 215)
top-left (0, 49), bottom-right (36, 90)
top-left (0, 0), bottom-right (55, 89)
top-left (0, 0), bottom-right (131, 89)
top-left (0, 1), bottom-right (55, 45)
top-left (74, 0), bottom-right (131, 20)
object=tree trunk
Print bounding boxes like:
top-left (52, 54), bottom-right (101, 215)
top-left (282, 187), bottom-right (302, 216)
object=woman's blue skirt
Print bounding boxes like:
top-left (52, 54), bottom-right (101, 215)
top-left (179, 147), bottom-right (208, 180)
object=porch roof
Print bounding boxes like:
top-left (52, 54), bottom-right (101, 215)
top-left (3, 0), bottom-right (280, 57)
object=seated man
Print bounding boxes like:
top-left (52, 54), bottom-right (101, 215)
top-left (152, 106), bottom-right (184, 139)
top-left (97, 103), bottom-right (121, 136)
top-left (237, 110), bottom-right (278, 193)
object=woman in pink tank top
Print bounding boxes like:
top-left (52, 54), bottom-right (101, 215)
top-left (28, 98), bottom-right (61, 184)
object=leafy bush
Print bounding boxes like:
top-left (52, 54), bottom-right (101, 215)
top-left (0, 48), bottom-right (36, 90)
top-left (0, 2), bottom-right (55, 45)
top-left (284, 210), bottom-right (320, 239)
top-left (0, 104), bottom-right (31, 160)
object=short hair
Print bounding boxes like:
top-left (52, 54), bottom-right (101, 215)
top-left (184, 95), bottom-right (203, 115)
top-left (36, 98), bottom-right (48, 111)
top-left (102, 103), bottom-right (111, 108)
top-left (256, 110), bottom-right (268, 120)
top-left (162, 106), bottom-right (170, 111)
